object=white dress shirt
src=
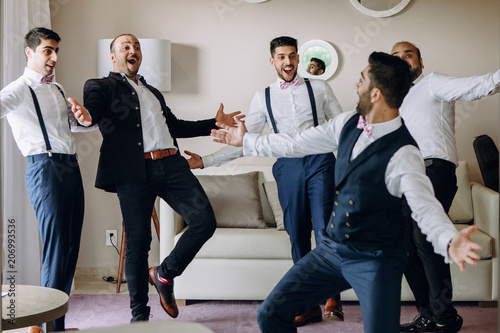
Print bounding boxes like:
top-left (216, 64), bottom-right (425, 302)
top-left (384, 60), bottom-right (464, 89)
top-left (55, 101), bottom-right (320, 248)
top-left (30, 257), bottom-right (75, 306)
top-left (124, 75), bottom-right (176, 153)
top-left (0, 67), bottom-right (93, 156)
top-left (202, 76), bottom-right (342, 167)
top-left (400, 70), bottom-right (500, 166)
top-left (244, 110), bottom-right (458, 262)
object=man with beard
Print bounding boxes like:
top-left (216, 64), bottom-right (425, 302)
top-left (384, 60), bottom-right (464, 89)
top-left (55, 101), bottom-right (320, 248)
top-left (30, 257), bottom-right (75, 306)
top-left (83, 34), bottom-right (241, 322)
top-left (210, 52), bottom-right (482, 333)
top-left (187, 36), bottom-right (344, 326)
top-left (391, 41), bottom-right (500, 333)
top-left (307, 57), bottom-right (326, 76)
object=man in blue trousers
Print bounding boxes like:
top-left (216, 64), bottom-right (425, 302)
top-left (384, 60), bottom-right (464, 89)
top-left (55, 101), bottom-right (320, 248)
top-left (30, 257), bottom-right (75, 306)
top-left (187, 36), bottom-right (344, 326)
top-left (211, 52), bottom-right (482, 333)
top-left (0, 27), bottom-right (93, 331)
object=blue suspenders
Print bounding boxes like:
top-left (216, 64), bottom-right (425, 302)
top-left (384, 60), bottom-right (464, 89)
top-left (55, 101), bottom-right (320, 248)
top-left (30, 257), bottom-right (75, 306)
top-left (264, 78), bottom-right (318, 133)
top-left (28, 84), bottom-right (67, 157)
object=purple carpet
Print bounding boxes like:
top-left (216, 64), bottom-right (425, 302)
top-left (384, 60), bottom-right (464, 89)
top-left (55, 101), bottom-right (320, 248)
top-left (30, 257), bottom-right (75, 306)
top-left (65, 294), bottom-right (497, 332)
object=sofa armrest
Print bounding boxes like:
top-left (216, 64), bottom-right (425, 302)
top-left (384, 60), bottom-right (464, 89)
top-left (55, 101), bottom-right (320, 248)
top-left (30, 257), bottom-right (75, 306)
top-left (471, 182), bottom-right (499, 243)
top-left (471, 182), bottom-right (498, 301)
top-left (159, 200), bottom-right (186, 261)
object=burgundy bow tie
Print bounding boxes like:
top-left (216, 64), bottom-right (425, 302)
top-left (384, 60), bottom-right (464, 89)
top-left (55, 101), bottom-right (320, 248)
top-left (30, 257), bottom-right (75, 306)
top-left (280, 78), bottom-right (299, 89)
top-left (357, 115), bottom-right (373, 137)
top-left (40, 75), bottom-right (54, 84)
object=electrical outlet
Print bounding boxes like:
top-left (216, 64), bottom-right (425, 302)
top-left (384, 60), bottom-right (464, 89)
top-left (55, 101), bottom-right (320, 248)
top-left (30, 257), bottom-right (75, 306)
top-left (106, 229), bottom-right (117, 246)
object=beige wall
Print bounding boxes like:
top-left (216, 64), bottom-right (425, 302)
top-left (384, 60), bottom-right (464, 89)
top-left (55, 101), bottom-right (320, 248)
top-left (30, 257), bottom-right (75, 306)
top-left (49, 0), bottom-right (499, 270)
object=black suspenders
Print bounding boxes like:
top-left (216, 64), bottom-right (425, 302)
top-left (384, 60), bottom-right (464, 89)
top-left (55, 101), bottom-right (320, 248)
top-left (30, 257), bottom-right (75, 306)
top-left (28, 84), bottom-right (67, 157)
top-left (264, 78), bottom-right (318, 133)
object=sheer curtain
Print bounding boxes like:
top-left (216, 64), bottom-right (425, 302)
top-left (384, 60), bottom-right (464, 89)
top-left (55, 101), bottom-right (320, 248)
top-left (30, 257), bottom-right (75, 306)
top-left (1, 0), bottom-right (50, 285)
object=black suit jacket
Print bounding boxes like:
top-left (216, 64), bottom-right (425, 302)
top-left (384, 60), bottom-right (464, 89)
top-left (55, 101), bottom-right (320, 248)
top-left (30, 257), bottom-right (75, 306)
top-left (83, 72), bottom-right (216, 192)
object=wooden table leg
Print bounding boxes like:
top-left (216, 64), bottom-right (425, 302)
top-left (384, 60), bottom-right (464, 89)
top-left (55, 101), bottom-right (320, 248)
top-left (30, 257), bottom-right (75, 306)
top-left (116, 225), bottom-right (127, 293)
top-left (116, 206), bottom-right (160, 293)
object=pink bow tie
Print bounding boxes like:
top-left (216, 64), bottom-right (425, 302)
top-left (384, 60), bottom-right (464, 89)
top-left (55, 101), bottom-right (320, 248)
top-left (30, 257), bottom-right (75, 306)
top-left (40, 75), bottom-right (54, 84)
top-left (280, 78), bottom-right (299, 89)
top-left (357, 115), bottom-right (373, 137)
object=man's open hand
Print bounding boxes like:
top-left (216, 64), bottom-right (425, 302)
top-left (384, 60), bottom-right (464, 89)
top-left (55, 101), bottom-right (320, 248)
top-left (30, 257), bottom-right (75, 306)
top-left (211, 116), bottom-right (247, 147)
top-left (448, 225), bottom-right (482, 272)
top-left (184, 150), bottom-right (204, 169)
top-left (214, 103), bottom-right (244, 128)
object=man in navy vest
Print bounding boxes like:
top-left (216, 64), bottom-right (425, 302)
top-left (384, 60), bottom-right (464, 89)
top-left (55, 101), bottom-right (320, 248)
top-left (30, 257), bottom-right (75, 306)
top-left (211, 52), bottom-right (481, 333)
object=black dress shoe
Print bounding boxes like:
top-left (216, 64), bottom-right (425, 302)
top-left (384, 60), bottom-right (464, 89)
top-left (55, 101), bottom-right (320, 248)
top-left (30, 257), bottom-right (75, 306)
top-left (400, 315), bottom-right (436, 332)
top-left (435, 315), bottom-right (463, 333)
top-left (148, 266), bottom-right (179, 318)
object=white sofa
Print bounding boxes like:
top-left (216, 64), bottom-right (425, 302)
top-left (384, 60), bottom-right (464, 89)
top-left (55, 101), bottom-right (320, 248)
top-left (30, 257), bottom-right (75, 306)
top-left (159, 159), bottom-right (498, 305)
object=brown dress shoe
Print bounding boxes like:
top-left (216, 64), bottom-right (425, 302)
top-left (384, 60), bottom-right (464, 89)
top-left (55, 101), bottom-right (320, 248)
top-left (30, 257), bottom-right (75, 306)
top-left (324, 298), bottom-right (344, 321)
top-left (148, 266), bottom-right (179, 318)
top-left (294, 305), bottom-right (322, 327)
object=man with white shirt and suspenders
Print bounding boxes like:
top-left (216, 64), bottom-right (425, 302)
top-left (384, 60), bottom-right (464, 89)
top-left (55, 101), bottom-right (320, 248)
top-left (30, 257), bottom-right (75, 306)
top-left (188, 36), bottom-right (344, 326)
top-left (0, 27), bottom-right (93, 332)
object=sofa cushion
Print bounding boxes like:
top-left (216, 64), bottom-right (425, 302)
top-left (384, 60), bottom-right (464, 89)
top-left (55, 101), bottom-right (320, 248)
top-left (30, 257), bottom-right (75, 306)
top-left (197, 172), bottom-right (267, 228)
top-left (175, 227), bottom-right (309, 259)
top-left (259, 174), bottom-right (277, 228)
top-left (454, 224), bottom-right (493, 259)
top-left (263, 181), bottom-right (285, 231)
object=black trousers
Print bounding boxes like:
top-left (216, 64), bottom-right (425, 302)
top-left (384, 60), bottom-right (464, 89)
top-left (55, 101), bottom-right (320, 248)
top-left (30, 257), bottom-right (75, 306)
top-left (404, 158), bottom-right (458, 325)
top-left (115, 155), bottom-right (216, 318)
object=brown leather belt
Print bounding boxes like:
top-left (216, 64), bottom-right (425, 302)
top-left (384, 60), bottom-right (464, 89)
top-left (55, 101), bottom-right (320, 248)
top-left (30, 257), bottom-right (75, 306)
top-left (144, 148), bottom-right (177, 160)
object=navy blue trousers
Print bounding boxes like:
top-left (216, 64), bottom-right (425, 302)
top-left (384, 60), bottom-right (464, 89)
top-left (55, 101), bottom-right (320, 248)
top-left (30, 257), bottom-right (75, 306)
top-left (25, 153), bottom-right (84, 331)
top-left (115, 155), bottom-right (216, 318)
top-left (272, 153), bottom-right (335, 263)
top-left (257, 231), bottom-right (407, 333)
top-left (403, 159), bottom-right (458, 325)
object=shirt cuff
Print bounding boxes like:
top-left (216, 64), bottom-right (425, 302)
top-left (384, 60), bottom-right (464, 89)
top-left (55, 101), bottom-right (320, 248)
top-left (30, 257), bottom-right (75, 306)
top-left (243, 133), bottom-right (259, 156)
top-left (201, 155), bottom-right (214, 168)
top-left (438, 229), bottom-right (457, 264)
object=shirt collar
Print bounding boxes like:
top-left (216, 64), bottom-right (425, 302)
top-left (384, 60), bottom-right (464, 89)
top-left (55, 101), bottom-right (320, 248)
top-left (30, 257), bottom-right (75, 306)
top-left (23, 67), bottom-right (55, 84)
top-left (412, 73), bottom-right (425, 86)
top-left (120, 72), bottom-right (143, 82)
top-left (366, 115), bottom-right (403, 140)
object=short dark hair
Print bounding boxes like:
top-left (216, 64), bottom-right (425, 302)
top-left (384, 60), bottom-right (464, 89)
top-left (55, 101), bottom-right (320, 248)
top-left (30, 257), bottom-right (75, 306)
top-left (110, 33), bottom-right (138, 53)
top-left (367, 52), bottom-right (412, 109)
top-left (310, 57), bottom-right (326, 72)
top-left (24, 27), bottom-right (60, 50)
top-left (270, 36), bottom-right (298, 57)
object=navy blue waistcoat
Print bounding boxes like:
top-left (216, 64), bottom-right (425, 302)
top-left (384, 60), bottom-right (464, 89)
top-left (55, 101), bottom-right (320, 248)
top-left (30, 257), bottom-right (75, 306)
top-left (326, 113), bottom-right (418, 251)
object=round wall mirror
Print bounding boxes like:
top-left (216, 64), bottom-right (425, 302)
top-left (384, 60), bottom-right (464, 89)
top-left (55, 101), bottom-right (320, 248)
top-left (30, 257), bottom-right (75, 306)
top-left (349, 0), bottom-right (410, 17)
top-left (298, 40), bottom-right (339, 81)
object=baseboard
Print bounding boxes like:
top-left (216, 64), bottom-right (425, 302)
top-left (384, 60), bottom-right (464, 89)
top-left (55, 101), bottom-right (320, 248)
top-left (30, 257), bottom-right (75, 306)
top-left (478, 301), bottom-right (498, 308)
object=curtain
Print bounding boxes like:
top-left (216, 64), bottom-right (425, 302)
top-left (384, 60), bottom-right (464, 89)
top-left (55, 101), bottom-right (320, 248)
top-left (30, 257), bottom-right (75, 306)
top-left (1, 0), bottom-right (51, 286)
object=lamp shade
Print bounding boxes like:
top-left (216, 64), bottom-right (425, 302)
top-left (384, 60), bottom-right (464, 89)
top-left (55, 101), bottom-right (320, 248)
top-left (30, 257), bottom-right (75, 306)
top-left (98, 38), bottom-right (171, 91)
